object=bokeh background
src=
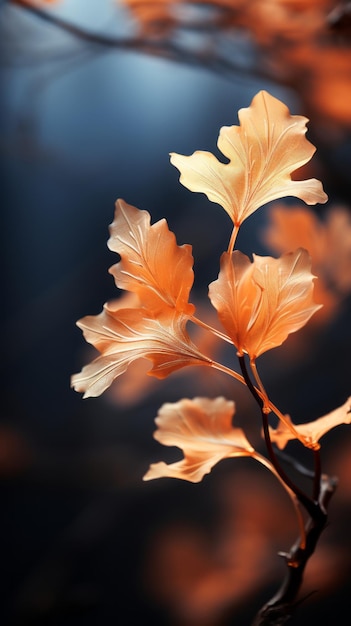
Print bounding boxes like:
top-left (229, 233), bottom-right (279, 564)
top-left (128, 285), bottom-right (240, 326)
top-left (1, 1), bottom-right (351, 624)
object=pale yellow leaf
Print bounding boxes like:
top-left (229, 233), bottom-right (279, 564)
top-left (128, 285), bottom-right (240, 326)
top-left (170, 90), bottom-right (327, 228)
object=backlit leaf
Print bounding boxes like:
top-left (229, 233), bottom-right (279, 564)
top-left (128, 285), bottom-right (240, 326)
top-left (108, 199), bottom-right (195, 315)
top-left (269, 397), bottom-right (351, 450)
top-left (143, 396), bottom-right (256, 483)
top-left (209, 248), bottom-right (321, 359)
top-left (170, 91), bottom-right (327, 228)
top-left (71, 305), bottom-right (212, 398)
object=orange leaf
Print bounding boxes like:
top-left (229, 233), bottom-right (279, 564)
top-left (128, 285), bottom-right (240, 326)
top-left (108, 199), bottom-right (195, 315)
top-left (71, 305), bottom-right (211, 398)
top-left (269, 397), bottom-right (351, 450)
top-left (143, 397), bottom-right (256, 483)
top-left (208, 250), bottom-right (261, 356)
top-left (170, 91), bottom-right (327, 228)
top-left (209, 248), bottom-right (321, 359)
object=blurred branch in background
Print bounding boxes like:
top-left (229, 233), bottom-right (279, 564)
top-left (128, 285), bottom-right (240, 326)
top-left (5, 0), bottom-right (351, 127)
top-left (3, 0), bottom-right (351, 203)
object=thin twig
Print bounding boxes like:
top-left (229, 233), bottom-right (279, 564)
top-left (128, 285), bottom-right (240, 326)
top-left (238, 355), bottom-right (316, 516)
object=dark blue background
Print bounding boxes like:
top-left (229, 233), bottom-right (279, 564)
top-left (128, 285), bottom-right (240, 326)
top-left (1, 2), bottom-right (351, 625)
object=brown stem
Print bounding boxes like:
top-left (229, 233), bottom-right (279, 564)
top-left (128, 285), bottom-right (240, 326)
top-left (252, 520), bottom-right (325, 625)
top-left (251, 474), bottom-right (337, 625)
top-left (312, 448), bottom-right (322, 502)
top-left (237, 355), bottom-right (338, 625)
top-left (238, 355), bottom-right (317, 517)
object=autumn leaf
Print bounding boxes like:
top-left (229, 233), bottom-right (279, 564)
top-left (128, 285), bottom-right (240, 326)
top-left (71, 305), bottom-right (212, 398)
top-left (170, 91), bottom-right (327, 231)
top-left (208, 248), bottom-right (321, 359)
top-left (105, 301), bottom-right (226, 408)
top-left (269, 397), bottom-right (351, 450)
top-left (143, 397), bottom-right (256, 483)
top-left (108, 199), bottom-right (195, 316)
top-left (208, 250), bottom-right (261, 357)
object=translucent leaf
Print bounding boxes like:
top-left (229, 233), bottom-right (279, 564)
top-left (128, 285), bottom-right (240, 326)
top-left (105, 301), bottom-right (224, 408)
top-left (269, 397), bottom-right (351, 450)
top-left (143, 397), bottom-right (256, 483)
top-left (71, 305), bottom-right (211, 398)
top-left (108, 199), bottom-right (195, 315)
top-left (209, 248), bottom-right (322, 359)
top-left (170, 90), bottom-right (327, 227)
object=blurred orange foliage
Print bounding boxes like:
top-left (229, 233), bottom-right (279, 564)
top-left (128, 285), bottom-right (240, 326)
top-left (16, 1), bottom-right (351, 130)
top-left (120, 0), bottom-right (351, 130)
top-left (264, 204), bottom-right (351, 319)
